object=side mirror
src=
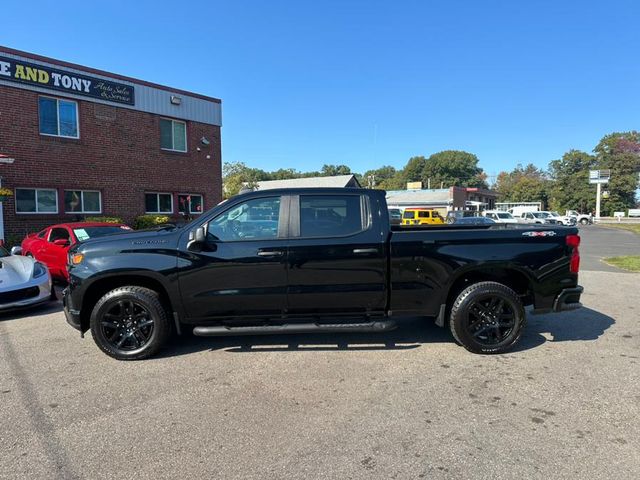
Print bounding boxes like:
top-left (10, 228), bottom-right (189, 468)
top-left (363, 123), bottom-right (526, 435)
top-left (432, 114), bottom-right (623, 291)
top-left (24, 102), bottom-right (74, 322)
top-left (10, 246), bottom-right (22, 256)
top-left (191, 227), bottom-right (206, 243)
top-left (187, 226), bottom-right (208, 251)
top-left (53, 239), bottom-right (70, 247)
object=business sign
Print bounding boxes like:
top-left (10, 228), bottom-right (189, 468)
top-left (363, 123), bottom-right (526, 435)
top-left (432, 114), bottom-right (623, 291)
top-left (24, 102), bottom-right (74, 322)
top-left (0, 55), bottom-right (134, 105)
top-left (589, 169), bottom-right (611, 184)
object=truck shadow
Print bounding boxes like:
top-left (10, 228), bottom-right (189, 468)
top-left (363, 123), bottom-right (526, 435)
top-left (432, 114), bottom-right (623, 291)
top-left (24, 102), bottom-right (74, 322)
top-left (160, 307), bottom-right (614, 358)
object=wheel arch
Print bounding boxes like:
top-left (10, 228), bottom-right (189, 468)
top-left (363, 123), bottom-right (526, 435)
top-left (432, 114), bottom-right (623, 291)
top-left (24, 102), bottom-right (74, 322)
top-left (79, 273), bottom-right (176, 333)
top-left (442, 266), bottom-right (534, 321)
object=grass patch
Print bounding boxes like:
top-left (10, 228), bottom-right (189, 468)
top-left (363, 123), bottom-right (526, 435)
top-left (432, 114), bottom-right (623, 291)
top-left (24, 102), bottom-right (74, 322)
top-left (603, 255), bottom-right (640, 272)
top-left (599, 223), bottom-right (640, 235)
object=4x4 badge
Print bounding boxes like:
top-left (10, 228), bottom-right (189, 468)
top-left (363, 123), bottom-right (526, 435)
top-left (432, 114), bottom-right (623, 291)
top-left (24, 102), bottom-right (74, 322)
top-left (522, 231), bottom-right (557, 237)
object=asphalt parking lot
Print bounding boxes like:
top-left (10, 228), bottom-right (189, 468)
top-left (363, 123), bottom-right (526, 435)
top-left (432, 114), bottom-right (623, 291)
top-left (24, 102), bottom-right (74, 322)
top-left (1, 226), bottom-right (638, 480)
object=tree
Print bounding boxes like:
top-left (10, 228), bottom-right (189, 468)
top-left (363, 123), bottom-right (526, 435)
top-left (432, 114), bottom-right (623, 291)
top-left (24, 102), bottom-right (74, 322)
top-left (421, 150), bottom-right (488, 188)
top-left (495, 163), bottom-right (551, 206)
top-left (320, 164), bottom-right (352, 176)
top-left (402, 156), bottom-right (427, 184)
top-left (593, 131), bottom-right (640, 215)
top-left (222, 161), bottom-right (269, 197)
top-left (362, 165), bottom-right (402, 189)
top-left (548, 151), bottom-right (597, 213)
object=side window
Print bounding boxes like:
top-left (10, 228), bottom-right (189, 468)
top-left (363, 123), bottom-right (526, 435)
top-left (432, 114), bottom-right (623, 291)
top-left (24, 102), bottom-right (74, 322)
top-left (300, 195), bottom-right (365, 238)
top-left (207, 197), bottom-right (280, 241)
top-left (49, 227), bottom-right (70, 243)
top-left (418, 211), bottom-right (428, 218)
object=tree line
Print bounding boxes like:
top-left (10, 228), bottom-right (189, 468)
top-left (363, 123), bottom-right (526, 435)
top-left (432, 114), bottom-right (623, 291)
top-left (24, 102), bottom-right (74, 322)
top-left (495, 131), bottom-right (640, 215)
top-left (223, 131), bottom-right (639, 215)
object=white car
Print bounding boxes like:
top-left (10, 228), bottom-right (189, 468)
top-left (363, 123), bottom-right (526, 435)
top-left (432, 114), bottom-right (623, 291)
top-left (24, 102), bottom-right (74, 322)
top-left (483, 210), bottom-right (518, 224)
top-left (543, 211), bottom-right (576, 226)
top-left (0, 245), bottom-right (54, 311)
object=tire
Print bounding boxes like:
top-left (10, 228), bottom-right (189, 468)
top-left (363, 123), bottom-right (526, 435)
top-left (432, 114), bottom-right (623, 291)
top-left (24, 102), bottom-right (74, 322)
top-left (580, 218), bottom-right (589, 225)
top-left (449, 281), bottom-right (526, 354)
top-left (90, 286), bottom-right (171, 360)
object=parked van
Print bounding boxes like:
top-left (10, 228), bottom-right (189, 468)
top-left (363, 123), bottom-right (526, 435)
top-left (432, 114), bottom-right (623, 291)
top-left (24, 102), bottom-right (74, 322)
top-left (402, 208), bottom-right (445, 226)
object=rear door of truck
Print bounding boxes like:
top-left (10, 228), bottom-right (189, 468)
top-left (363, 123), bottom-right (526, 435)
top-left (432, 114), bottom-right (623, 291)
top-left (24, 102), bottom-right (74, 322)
top-left (285, 190), bottom-right (388, 316)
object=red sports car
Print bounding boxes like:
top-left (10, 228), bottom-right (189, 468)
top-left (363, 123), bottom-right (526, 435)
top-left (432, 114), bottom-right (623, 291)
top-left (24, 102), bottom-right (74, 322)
top-left (20, 222), bottom-right (132, 281)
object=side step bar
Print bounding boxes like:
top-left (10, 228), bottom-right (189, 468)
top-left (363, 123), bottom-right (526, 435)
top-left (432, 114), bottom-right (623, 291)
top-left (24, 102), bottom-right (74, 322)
top-left (192, 319), bottom-right (397, 337)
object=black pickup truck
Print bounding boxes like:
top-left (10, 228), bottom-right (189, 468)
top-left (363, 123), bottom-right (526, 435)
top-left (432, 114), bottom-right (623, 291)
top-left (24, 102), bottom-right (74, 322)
top-left (63, 188), bottom-right (583, 360)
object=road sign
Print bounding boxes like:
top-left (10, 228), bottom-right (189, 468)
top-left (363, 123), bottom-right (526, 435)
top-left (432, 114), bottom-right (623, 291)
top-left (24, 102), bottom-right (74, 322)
top-left (589, 170), bottom-right (611, 184)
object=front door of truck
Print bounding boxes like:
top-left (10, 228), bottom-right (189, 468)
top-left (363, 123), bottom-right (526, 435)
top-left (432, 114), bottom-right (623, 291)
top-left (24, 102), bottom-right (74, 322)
top-left (179, 195), bottom-right (289, 321)
top-left (286, 192), bottom-right (388, 316)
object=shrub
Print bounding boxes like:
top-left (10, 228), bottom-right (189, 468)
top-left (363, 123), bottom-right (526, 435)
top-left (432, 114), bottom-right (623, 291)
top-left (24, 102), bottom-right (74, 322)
top-left (84, 216), bottom-right (124, 224)
top-left (134, 215), bottom-right (172, 230)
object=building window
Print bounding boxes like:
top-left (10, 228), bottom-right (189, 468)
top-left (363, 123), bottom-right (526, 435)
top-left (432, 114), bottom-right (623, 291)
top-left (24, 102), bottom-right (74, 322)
top-left (15, 188), bottom-right (58, 213)
top-left (39, 97), bottom-right (79, 138)
top-left (64, 190), bottom-right (101, 213)
top-left (178, 194), bottom-right (203, 214)
top-left (145, 193), bottom-right (173, 214)
top-left (160, 118), bottom-right (187, 152)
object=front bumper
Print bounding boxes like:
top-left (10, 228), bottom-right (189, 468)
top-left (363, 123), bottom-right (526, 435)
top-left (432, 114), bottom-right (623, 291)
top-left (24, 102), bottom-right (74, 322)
top-left (0, 275), bottom-right (53, 311)
top-left (552, 286), bottom-right (584, 312)
top-left (62, 287), bottom-right (83, 332)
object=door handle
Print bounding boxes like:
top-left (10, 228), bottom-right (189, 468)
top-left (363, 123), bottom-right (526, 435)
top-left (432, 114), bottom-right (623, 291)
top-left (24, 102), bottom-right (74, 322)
top-left (353, 248), bottom-right (378, 254)
top-left (257, 250), bottom-right (284, 257)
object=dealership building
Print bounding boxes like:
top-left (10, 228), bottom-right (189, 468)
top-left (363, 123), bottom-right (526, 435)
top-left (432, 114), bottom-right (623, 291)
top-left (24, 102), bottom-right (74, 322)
top-left (0, 46), bottom-right (222, 241)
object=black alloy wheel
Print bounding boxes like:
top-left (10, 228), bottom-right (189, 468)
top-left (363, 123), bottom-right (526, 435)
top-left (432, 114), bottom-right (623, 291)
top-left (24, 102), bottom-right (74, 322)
top-left (449, 281), bottom-right (525, 354)
top-left (100, 300), bottom-right (155, 351)
top-left (465, 295), bottom-right (515, 345)
top-left (90, 286), bottom-right (171, 360)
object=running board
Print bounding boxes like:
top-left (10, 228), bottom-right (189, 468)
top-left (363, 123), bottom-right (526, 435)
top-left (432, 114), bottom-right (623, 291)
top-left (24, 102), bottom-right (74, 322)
top-left (192, 320), bottom-right (397, 337)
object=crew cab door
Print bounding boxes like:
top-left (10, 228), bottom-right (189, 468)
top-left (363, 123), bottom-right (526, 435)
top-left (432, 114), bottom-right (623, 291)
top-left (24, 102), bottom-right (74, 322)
top-left (179, 195), bottom-right (289, 320)
top-left (286, 192), bottom-right (388, 316)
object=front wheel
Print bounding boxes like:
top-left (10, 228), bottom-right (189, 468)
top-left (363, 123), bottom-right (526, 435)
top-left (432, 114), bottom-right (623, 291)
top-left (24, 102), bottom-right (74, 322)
top-left (449, 281), bottom-right (526, 354)
top-left (580, 218), bottom-right (589, 225)
top-left (90, 286), bottom-right (171, 360)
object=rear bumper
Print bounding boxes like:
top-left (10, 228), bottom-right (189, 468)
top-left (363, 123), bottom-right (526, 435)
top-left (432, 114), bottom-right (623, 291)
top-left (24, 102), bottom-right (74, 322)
top-left (553, 286), bottom-right (583, 312)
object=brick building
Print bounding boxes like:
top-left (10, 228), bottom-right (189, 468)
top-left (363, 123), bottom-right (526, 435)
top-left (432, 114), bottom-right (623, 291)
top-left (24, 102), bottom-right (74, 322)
top-left (0, 46), bottom-right (222, 241)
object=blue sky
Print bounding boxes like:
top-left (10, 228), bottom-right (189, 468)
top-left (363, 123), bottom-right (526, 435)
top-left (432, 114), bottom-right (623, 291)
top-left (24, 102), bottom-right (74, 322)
top-left (2, 0), bottom-right (639, 180)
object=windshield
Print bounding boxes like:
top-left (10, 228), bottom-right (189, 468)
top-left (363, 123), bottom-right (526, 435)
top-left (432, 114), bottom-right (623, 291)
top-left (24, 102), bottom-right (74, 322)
top-left (532, 212), bottom-right (549, 218)
top-left (549, 212), bottom-right (560, 217)
top-left (73, 226), bottom-right (132, 242)
top-left (496, 212), bottom-right (513, 219)
top-left (0, 245), bottom-right (9, 257)
top-left (403, 211), bottom-right (415, 219)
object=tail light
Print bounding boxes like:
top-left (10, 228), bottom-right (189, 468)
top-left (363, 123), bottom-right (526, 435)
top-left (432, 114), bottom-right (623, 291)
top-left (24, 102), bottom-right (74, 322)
top-left (566, 234), bottom-right (581, 273)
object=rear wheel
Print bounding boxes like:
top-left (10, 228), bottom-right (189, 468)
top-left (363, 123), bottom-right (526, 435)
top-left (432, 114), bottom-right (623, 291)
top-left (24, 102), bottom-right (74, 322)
top-left (90, 286), bottom-right (171, 360)
top-left (449, 281), bottom-right (525, 354)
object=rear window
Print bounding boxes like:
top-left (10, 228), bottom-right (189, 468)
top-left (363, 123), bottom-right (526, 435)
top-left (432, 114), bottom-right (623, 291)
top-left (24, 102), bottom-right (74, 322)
top-left (73, 226), bottom-right (131, 242)
top-left (300, 195), bottom-right (365, 237)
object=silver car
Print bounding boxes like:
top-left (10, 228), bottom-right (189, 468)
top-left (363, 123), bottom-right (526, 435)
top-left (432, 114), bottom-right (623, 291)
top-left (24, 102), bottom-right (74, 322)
top-left (0, 245), bottom-right (54, 311)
